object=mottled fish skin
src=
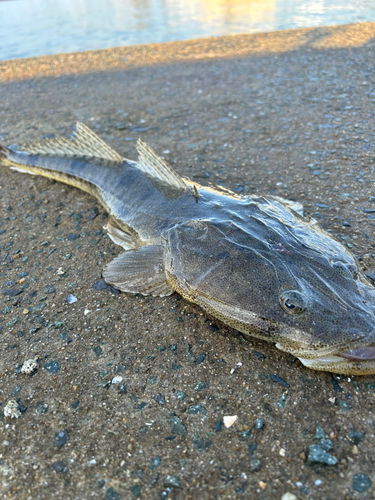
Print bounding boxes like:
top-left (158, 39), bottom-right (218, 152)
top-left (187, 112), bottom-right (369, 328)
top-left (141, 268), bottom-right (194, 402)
top-left (2, 123), bottom-right (375, 375)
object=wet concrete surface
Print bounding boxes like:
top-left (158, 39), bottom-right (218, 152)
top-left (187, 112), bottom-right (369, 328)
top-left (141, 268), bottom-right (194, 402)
top-left (1, 22), bottom-right (375, 500)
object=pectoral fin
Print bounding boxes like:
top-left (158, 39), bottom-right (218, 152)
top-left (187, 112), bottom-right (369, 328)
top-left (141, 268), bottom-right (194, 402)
top-left (103, 246), bottom-right (174, 297)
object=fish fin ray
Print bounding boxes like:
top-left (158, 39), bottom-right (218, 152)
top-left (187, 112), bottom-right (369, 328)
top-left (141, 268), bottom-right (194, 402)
top-left (103, 245), bottom-right (174, 297)
top-left (104, 217), bottom-right (142, 250)
top-left (270, 196), bottom-right (304, 216)
top-left (17, 122), bottom-right (123, 162)
top-left (136, 139), bottom-right (188, 191)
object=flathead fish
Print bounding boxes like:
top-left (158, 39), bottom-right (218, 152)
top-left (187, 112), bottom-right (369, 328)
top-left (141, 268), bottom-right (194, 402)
top-left (1, 123), bottom-right (375, 375)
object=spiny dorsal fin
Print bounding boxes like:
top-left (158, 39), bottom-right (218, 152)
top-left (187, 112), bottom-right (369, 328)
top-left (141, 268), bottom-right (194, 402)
top-left (17, 122), bottom-right (123, 162)
top-left (136, 139), bottom-right (188, 191)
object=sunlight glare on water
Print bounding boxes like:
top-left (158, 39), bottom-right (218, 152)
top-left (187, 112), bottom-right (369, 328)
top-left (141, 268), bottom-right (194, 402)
top-left (0, 0), bottom-right (374, 60)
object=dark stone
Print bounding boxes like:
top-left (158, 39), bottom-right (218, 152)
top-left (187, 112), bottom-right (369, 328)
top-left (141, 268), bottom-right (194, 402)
top-left (194, 382), bottom-right (207, 391)
top-left (270, 374), bottom-right (290, 388)
top-left (49, 461), bottom-right (65, 472)
top-left (155, 393), bottom-right (165, 404)
top-left (71, 400), bottom-right (79, 410)
top-left (44, 361), bottom-right (61, 373)
top-left (319, 438), bottom-right (333, 452)
top-left (106, 487), bottom-right (121, 500)
top-left (97, 479), bottom-right (106, 489)
top-left (188, 404), bottom-right (207, 415)
top-left (150, 456), bottom-right (161, 470)
top-left (55, 430), bottom-right (69, 449)
top-left (197, 354), bottom-right (206, 364)
top-left (253, 350), bottom-right (266, 360)
top-left (43, 285), bottom-right (55, 294)
top-left (118, 383), bottom-right (127, 394)
top-left (208, 323), bottom-right (219, 331)
top-left (137, 402), bottom-right (147, 410)
top-left (352, 473), bottom-right (372, 493)
top-left (314, 426), bottom-right (328, 439)
top-left (3, 289), bottom-right (22, 297)
top-left (168, 416), bottom-right (187, 436)
top-left (16, 399), bottom-right (27, 413)
top-left (330, 375), bottom-right (343, 392)
top-left (250, 459), bottom-right (261, 472)
top-left (176, 390), bottom-right (185, 400)
top-left (66, 233), bottom-right (80, 241)
top-left (215, 421), bottom-right (222, 432)
top-left (307, 444), bottom-right (338, 465)
top-left (348, 430), bottom-right (363, 444)
top-left (92, 346), bottom-right (103, 357)
top-left (131, 485), bottom-right (141, 497)
top-left (93, 280), bottom-right (108, 290)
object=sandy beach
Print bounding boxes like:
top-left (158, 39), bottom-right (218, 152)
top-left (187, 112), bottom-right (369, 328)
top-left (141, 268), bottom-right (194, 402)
top-left (1, 22), bottom-right (375, 499)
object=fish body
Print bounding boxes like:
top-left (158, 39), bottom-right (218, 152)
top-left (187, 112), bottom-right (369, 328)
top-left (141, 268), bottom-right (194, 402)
top-left (2, 123), bottom-right (375, 375)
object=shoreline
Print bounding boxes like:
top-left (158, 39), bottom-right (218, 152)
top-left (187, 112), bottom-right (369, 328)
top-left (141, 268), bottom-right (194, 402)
top-left (1, 21), bottom-right (375, 83)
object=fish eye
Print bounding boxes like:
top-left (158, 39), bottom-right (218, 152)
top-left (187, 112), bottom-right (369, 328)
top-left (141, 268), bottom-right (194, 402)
top-left (279, 290), bottom-right (307, 315)
top-left (332, 261), bottom-right (358, 280)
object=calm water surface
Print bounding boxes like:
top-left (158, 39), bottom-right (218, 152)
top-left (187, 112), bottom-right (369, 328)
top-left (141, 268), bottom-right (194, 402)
top-left (1, 0), bottom-right (375, 60)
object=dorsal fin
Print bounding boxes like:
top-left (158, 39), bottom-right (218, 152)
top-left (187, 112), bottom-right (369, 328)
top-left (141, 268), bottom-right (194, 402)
top-left (17, 122), bottom-right (123, 162)
top-left (136, 139), bottom-right (188, 191)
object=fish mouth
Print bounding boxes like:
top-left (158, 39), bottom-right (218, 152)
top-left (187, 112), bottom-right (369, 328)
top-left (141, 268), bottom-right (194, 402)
top-left (296, 347), bottom-right (375, 375)
top-left (276, 341), bottom-right (375, 375)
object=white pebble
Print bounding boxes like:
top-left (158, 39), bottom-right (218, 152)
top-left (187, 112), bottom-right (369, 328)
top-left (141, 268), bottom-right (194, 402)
top-left (281, 493), bottom-right (298, 500)
top-left (112, 376), bottom-right (123, 384)
top-left (223, 415), bottom-right (238, 428)
top-left (21, 358), bottom-right (38, 375)
top-left (67, 294), bottom-right (77, 304)
top-left (4, 400), bottom-right (21, 419)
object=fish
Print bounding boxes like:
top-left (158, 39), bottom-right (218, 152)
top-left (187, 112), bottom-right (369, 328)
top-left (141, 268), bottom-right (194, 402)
top-left (1, 122), bottom-right (375, 375)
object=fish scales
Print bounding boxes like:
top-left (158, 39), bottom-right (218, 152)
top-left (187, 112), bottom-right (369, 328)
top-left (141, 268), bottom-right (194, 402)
top-left (2, 123), bottom-right (375, 375)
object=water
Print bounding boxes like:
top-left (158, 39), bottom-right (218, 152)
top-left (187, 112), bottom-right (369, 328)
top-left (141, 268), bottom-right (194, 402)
top-left (1, 0), bottom-right (375, 61)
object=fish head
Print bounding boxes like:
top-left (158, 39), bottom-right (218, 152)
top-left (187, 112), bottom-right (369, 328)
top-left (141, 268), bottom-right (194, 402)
top-left (165, 211), bottom-right (375, 375)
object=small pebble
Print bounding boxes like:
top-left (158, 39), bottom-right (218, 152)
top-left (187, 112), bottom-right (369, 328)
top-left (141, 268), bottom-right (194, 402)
top-left (194, 382), bottom-right (207, 391)
top-left (250, 459), bottom-right (261, 472)
top-left (66, 294), bottom-right (77, 304)
top-left (150, 456), bottom-right (161, 470)
top-left (188, 404), bottom-right (207, 415)
top-left (223, 415), bottom-right (238, 428)
top-left (44, 361), bottom-right (61, 374)
top-left (254, 418), bottom-right (264, 430)
top-left (164, 475), bottom-right (182, 489)
top-left (168, 416), bottom-right (187, 436)
top-left (21, 358), bottom-right (38, 375)
top-left (314, 426), bottom-right (328, 439)
top-left (352, 473), bottom-right (372, 493)
top-left (111, 376), bottom-right (123, 384)
top-left (307, 444), bottom-right (338, 465)
top-left (4, 400), bottom-right (22, 419)
top-left (106, 487), bottom-right (121, 500)
top-left (55, 430), bottom-right (69, 449)
top-left (281, 493), bottom-right (297, 500)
